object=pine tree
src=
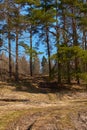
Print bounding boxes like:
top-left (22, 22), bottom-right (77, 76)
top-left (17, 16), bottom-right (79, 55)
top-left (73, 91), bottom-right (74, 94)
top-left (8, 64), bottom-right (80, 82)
top-left (11, 1), bottom-right (26, 81)
top-left (35, 0), bottom-right (55, 77)
top-left (0, 0), bottom-right (16, 78)
top-left (33, 55), bottom-right (40, 75)
top-left (41, 56), bottom-right (48, 75)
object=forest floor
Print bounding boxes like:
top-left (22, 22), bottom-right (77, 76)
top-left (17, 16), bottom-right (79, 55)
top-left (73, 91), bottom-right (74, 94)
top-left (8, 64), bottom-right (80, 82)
top-left (0, 76), bottom-right (87, 130)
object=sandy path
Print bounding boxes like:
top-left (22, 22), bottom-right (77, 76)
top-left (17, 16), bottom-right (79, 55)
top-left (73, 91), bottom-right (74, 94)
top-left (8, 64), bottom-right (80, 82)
top-left (4, 99), bottom-right (87, 130)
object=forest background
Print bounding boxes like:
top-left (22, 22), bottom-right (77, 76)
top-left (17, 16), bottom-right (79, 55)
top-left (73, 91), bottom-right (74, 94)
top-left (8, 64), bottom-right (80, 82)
top-left (0, 0), bottom-right (87, 85)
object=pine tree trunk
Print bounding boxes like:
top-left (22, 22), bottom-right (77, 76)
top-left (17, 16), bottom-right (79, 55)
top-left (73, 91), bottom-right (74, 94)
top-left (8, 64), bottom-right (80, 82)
top-left (67, 61), bottom-right (70, 84)
top-left (15, 29), bottom-right (19, 81)
top-left (44, 0), bottom-right (51, 78)
top-left (30, 27), bottom-right (33, 76)
top-left (75, 57), bottom-right (80, 84)
top-left (8, 32), bottom-right (12, 78)
top-left (58, 60), bottom-right (61, 84)
top-left (46, 26), bottom-right (51, 78)
top-left (72, 8), bottom-right (80, 84)
top-left (84, 31), bottom-right (87, 72)
top-left (55, 0), bottom-right (62, 84)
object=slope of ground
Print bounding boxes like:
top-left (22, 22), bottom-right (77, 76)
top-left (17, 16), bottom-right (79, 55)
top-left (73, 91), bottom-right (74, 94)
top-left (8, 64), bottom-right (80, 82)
top-left (0, 77), bottom-right (87, 130)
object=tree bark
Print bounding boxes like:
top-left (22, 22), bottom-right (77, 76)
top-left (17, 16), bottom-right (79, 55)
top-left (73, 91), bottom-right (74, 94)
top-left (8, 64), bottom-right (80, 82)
top-left (30, 26), bottom-right (33, 76)
top-left (72, 7), bottom-right (80, 84)
top-left (15, 29), bottom-right (19, 81)
top-left (46, 26), bottom-right (51, 78)
top-left (67, 61), bottom-right (70, 84)
top-left (55, 0), bottom-right (61, 84)
top-left (8, 32), bottom-right (12, 78)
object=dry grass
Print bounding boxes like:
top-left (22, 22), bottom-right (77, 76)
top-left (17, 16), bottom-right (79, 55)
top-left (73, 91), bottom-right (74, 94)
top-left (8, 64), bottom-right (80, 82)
top-left (0, 79), bottom-right (87, 130)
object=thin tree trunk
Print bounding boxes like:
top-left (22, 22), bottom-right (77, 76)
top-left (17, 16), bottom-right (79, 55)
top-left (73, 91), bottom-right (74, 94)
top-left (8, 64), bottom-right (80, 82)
top-left (15, 29), bottom-right (19, 81)
top-left (72, 7), bottom-right (80, 84)
top-left (58, 60), bottom-right (61, 84)
top-left (83, 0), bottom-right (87, 72)
top-left (7, 7), bottom-right (12, 78)
top-left (8, 32), bottom-right (12, 78)
top-left (83, 30), bottom-right (87, 72)
top-left (55, 0), bottom-right (61, 84)
top-left (84, 31), bottom-right (87, 50)
top-left (75, 57), bottom-right (80, 84)
top-left (67, 61), bottom-right (70, 84)
top-left (63, 9), bottom-right (71, 83)
top-left (44, 0), bottom-right (51, 78)
top-left (46, 26), bottom-right (51, 77)
top-left (30, 26), bottom-right (33, 76)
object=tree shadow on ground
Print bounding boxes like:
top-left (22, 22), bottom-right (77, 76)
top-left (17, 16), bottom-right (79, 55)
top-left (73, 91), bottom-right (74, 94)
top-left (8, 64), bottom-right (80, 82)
top-left (7, 76), bottom-right (87, 94)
